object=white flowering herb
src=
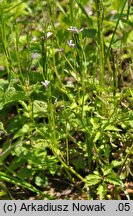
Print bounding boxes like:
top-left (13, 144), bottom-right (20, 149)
top-left (68, 26), bottom-right (83, 34)
top-left (46, 32), bottom-right (53, 39)
top-left (41, 80), bottom-right (50, 89)
top-left (40, 32), bottom-right (53, 41)
top-left (67, 40), bottom-right (75, 48)
top-left (31, 53), bottom-right (40, 60)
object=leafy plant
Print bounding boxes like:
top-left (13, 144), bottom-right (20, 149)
top-left (0, 0), bottom-right (132, 200)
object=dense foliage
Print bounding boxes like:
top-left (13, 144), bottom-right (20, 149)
top-left (0, 0), bottom-right (133, 199)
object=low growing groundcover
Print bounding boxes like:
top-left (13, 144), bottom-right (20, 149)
top-left (0, 0), bottom-right (133, 199)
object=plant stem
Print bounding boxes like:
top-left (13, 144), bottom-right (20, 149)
top-left (105, 0), bottom-right (127, 62)
top-left (70, 0), bottom-right (74, 24)
top-left (95, 0), bottom-right (105, 85)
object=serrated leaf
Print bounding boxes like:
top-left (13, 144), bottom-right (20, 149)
top-left (13, 123), bottom-right (34, 139)
top-left (35, 176), bottom-right (48, 187)
top-left (93, 131), bottom-right (101, 143)
top-left (93, 171), bottom-right (100, 175)
top-left (70, 102), bottom-right (77, 109)
top-left (86, 174), bottom-right (101, 186)
top-left (102, 166), bottom-right (112, 176)
top-left (3, 88), bottom-right (26, 107)
top-left (97, 183), bottom-right (107, 200)
top-left (33, 100), bottom-right (47, 114)
top-left (111, 160), bottom-right (122, 167)
top-left (104, 144), bottom-right (111, 159)
top-left (104, 125), bottom-right (121, 132)
top-left (105, 173), bottom-right (121, 186)
top-left (90, 118), bottom-right (100, 130)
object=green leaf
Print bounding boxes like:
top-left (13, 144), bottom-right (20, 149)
top-left (104, 125), bottom-right (121, 132)
top-left (111, 160), bottom-right (122, 167)
top-left (93, 131), bottom-right (101, 143)
top-left (82, 28), bottom-right (97, 39)
top-left (102, 166), bottom-right (112, 176)
top-left (90, 118), bottom-right (100, 131)
top-left (104, 144), bottom-right (111, 159)
top-left (97, 183), bottom-right (107, 200)
top-left (0, 79), bottom-right (8, 90)
top-left (23, 72), bottom-right (43, 84)
top-left (33, 100), bottom-right (47, 114)
top-left (0, 171), bottom-right (42, 195)
top-left (13, 123), bottom-right (34, 139)
top-left (18, 167), bottom-right (34, 179)
top-left (112, 0), bottom-right (126, 11)
top-left (35, 176), bottom-right (48, 187)
top-left (86, 174), bottom-right (101, 186)
top-left (0, 191), bottom-right (6, 197)
top-left (1, 87), bottom-right (26, 109)
top-left (105, 173), bottom-right (121, 186)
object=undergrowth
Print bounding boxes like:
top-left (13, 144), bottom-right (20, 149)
top-left (0, 0), bottom-right (133, 200)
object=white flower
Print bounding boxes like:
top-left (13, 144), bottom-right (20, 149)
top-left (67, 40), bottom-right (75, 48)
top-left (68, 26), bottom-right (84, 34)
top-left (40, 32), bottom-right (53, 41)
top-left (41, 80), bottom-right (50, 89)
top-left (54, 98), bottom-right (58, 103)
top-left (31, 53), bottom-right (40, 60)
top-left (46, 32), bottom-right (53, 39)
top-left (79, 28), bottom-right (84, 32)
top-left (68, 26), bottom-right (78, 33)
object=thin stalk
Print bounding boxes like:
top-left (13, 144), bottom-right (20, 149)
top-left (75, 0), bottom-right (93, 26)
top-left (41, 37), bottom-right (47, 80)
top-left (36, 128), bottom-right (86, 183)
top-left (47, 0), bottom-right (56, 31)
top-left (14, 30), bottom-right (25, 84)
top-left (73, 33), bottom-right (83, 74)
top-left (0, 10), bottom-right (12, 85)
top-left (105, 0), bottom-right (127, 62)
top-left (0, 10), bottom-right (24, 89)
top-left (110, 49), bottom-right (119, 96)
top-left (127, 0), bottom-right (130, 21)
top-left (1, 164), bottom-right (43, 195)
top-left (5, 0), bottom-right (28, 13)
top-left (95, 0), bottom-right (105, 85)
top-left (65, 120), bottom-right (69, 165)
top-left (93, 47), bottom-right (98, 86)
top-left (118, 145), bottom-right (133, 176)
top-left (70, 0), bottom-right (74, 24)
top-left (53, 150), bottom-right (86, 183)
top-left (48, 86), bottom-right (57, 149)
top-left (72, 32), bottom-right (85, 108)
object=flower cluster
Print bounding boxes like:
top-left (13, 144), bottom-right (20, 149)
top-left (68, 26), bottom-right (83, 34)
top-left (67, 40), bottom-right (75, 48)
top-left (40, 32), bottom-right (53, 41)
top-left (46, 32), bottom-right (53, 39)
top-left (31, 53), bottom-right (40, 60)
top-left (41, 80), bottom-right (50, 89)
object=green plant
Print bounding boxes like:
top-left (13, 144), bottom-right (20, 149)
top-left (0, 0), bottom-right (132, 200)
